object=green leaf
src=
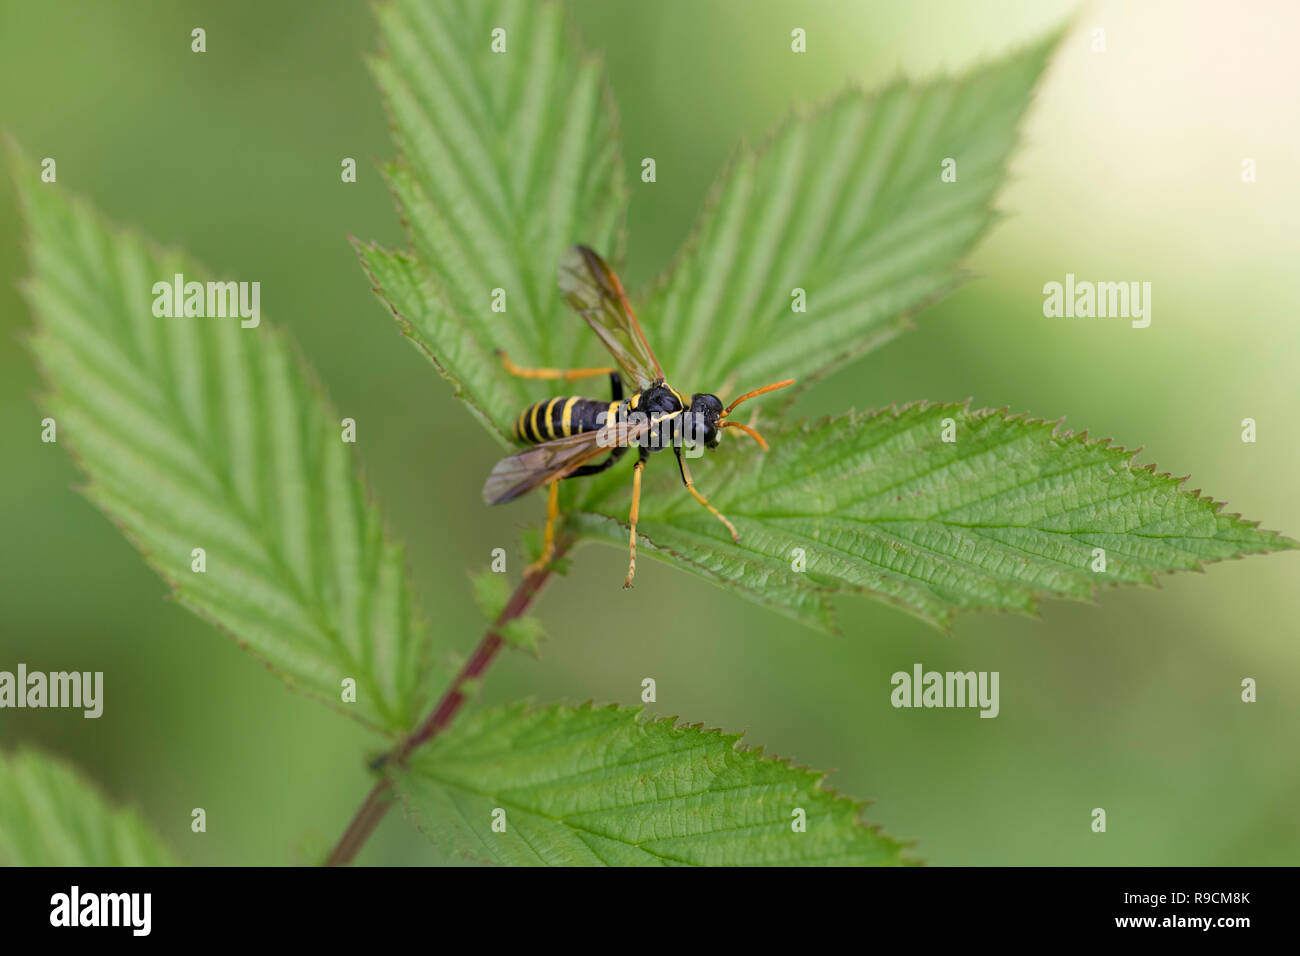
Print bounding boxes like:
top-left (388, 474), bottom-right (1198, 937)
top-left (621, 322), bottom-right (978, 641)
top-left (360, 0), bottom-right (626, 444)
top-left (468, 567), bottom-right (511, 621)
top-left (645, 31), bottom-right (1061, 399)
top-left (469, 568), bottom-right (544, 652)
top-left (390, 701), bottom-right (908, 866)
top-left (16, 160), bottom-right (439, 735)
top-left (0, 748), bottom-right (175, 866)
top-left (498, 616), bottom-right (545, 654)
top-left (571, 403), bottom-right (1296, 630)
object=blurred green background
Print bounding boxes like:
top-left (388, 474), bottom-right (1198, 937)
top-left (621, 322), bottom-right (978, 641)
top-left (2, 0), bottom-right (1297, 865)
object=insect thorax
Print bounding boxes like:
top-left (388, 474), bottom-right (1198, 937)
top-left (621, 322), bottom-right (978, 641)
top-left (627, 382), bottom-right (687, 415)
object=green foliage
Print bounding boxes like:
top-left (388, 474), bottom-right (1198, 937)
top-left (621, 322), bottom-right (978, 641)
top-left (12, 0), bottom-right (1293, 870)
top-left (573, 404), bottom-right (1295, 629)
top-left (390, 701), bottom-right (907, 866)
top-left (17, 163), bottom-right (439, 736)
top-left (359, 1), bottom-right (1291, 631)
top-left (360, 0), bottom-right (627, 444)
top-left (0, 749), bottom-right (174, 866)
top-left (360, 2), bottom-right (1059, 431)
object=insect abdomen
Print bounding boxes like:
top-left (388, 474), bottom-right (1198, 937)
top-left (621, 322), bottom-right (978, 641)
top-left (512, 396), bottom-right (620, 444)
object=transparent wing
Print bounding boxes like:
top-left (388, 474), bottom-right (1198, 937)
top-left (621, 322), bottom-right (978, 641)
top-left (557, 245), bottom-right (664, 391)
top-left (482, 418), bottom-right (658, 505)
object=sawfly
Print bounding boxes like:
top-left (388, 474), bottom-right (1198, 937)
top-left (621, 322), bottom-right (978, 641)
top-left (483, 245), bottom-right (793, 587)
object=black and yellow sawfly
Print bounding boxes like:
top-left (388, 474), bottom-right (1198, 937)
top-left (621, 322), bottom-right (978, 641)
top-left (483, 245), bottom-right (793, 587)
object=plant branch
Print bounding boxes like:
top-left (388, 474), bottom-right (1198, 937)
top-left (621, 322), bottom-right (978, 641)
top-left (324, 535), bottom-right (572, 866)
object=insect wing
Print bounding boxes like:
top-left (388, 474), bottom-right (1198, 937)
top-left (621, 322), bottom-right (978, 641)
top-left (482, 418), bottom-right (653, 504)
top-left (558, 245), bottom-right (664, 391)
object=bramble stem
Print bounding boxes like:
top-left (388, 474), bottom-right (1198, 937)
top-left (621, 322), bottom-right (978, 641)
top-left (324, 537), bottom-right (571, 866)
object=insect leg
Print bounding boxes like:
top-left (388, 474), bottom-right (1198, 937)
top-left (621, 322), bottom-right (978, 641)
top-left (623, 449), bottom-right (650, 589)
top-left (526, 480), bottom-right (561, 575)
top-left (673, 446), bottom-right (740, 542)
top-left (497, 349), bottom-right (612, 382)
top-left (567, 444), bottom-right (627, 478)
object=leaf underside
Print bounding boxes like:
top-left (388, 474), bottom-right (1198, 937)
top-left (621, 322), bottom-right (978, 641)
top-left (570, 403), bottom-right (1295, 630)
top-left (17, 162), bottom-right (439, 736)
top-left (0, 748), bottom-right (174, 866)
top-left (391, 701), bottom-right (908, 866)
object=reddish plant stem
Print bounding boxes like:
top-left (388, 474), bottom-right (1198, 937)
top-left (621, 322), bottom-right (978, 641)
top-left (324, 539), bottom-right (570, 866)
top-left (325, 778), bottom-right (393, 867)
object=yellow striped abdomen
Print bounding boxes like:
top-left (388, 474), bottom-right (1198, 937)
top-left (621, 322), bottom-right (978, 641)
top-left (512, 396), bottom-right (623, 444)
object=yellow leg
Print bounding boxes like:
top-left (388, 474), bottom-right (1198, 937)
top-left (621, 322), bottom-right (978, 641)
top-left (623, 460), bottom-right (644, 589)
top-left (678, 455), bottom-right (740, 541)
top-left (526, 480), bottom-right (560, 576)
top-left (497, 349), bottom-right (612, 382)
